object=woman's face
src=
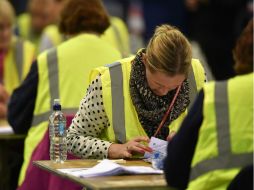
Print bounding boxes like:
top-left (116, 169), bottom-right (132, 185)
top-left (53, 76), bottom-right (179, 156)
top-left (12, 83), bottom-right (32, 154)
top-left (145, 66), bottom-right (185, 96)
top-left (0, 17), bottom-right (12, 51)
top-left (29, 0), bottom-right (55, 34)
top-left (142, 53), bottom-right (186, 96)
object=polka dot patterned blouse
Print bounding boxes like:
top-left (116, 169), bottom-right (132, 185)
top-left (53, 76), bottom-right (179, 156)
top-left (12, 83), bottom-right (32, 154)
top-left (66, 75), bottom-right (112, 159)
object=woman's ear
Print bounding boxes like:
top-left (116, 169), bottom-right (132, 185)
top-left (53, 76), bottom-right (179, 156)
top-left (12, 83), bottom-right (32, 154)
top-left (142, 53), bottom-right (154, 73)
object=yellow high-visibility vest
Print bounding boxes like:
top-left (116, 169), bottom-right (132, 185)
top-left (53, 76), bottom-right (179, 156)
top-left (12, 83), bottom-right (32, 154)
top-left (4, 36), bottom-right (34, 94)
top-left (102, 17), bottom-right (130, 57)
top-left (18, 33), bottom-right (121, 186)
top-left (188, 73), bottom-right (253, 190)
top-left (38, 25), bottom-right (67, 53)
top-left (37, 17), bottom-right (130, 56)
top-left (17, 13), bottom-right (41, 54)
top-left (89, 57), bottom-right (206, 144)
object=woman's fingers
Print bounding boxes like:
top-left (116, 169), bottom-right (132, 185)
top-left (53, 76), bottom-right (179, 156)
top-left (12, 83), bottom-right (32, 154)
top-left (126, 142), bottom-right (152, 154)
top-left (0, 85), bottom-right (9, 103)
top-left (0, 103), bottom-right (7, 118)
top-left (109, 136), bottom-right (152, 158)
top-left (132, 136), bottom-right (150, 143)
top-left (128, 145), bottom-right (146, 154)
top-left (122, 150), bottom-right (132, 158)
top-left (123, 136), bottom-right (152, 155)
top-left (136, 143), bottom-right (153, 153)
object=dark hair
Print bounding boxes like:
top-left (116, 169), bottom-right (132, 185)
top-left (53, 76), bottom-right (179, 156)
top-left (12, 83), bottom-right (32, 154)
top-left (233, 19), bottom-right (253, 75)
top-left (59, 0), bottom-right (110, 35)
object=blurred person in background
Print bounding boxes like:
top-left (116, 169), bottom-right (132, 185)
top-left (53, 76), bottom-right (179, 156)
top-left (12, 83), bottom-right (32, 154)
top-left (126, 0), bottom-right (189, 54)
top-left (39, 15), bottom-right (131, 57)
top-left (164, 19), bottom-right (253, 190)
top-left (103, 0), bottom-right (129, 19)
top-left (185, 0), bottom-right (252, 80)
top-left (8, 0), bottom-right (121, 189)
top-left (102, 0), bottom-right (131, 57)
top-left (0, 1), bottom-right (34, 190)
top-left (126, 0), bottom-right (145, 53)
top-left (16, 0), bottom-right (62, 54)
top-left (102, 16), bottom-right (130, 57)
top-left (67, 24), bottom-right (206, 160)
top-left (39, 0), bottom-right (130, 57)
top-left (0, 0), bottom-right (34, 118)
top-left (38, 0), bottom-right (67, 53)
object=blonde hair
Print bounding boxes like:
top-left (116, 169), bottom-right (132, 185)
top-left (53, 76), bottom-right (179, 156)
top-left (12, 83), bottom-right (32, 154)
top-left (0, 0), bottom-right (15, 25)
top-left (146, 24), bottom-right (192, 76)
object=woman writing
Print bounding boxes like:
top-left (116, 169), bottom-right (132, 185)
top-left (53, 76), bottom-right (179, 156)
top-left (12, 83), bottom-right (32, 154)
top-left (67, 24), bottom-right (206, 159)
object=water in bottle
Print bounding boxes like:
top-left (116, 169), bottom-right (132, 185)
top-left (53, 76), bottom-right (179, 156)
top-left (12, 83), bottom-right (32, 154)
top-left (49, 99), bottom-right (67, 163)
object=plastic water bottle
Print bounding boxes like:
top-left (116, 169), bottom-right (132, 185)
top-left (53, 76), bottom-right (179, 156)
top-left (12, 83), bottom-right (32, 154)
top-left (49, 99), bottom-right (67, 163)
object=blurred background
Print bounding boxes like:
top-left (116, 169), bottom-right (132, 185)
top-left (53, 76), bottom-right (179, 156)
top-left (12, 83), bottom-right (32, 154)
top-left (9, 0), bottom-right (253, 81)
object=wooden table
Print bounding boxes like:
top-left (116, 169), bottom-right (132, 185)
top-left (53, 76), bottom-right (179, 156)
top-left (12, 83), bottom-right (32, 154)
top-left (34, 159), bottom-right (168, 190)
top-left (0, 121), bottom-right (25, 139)
top-left (0, 130), bottom-right (25, 139)
top-left (0, 124), bottom-right (26, 190)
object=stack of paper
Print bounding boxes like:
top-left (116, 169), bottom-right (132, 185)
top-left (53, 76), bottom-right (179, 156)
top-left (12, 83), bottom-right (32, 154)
top-left (58, 159), bottom-right (163, 178)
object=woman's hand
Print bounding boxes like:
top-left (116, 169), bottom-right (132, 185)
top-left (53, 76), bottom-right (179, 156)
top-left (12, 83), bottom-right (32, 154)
top-left (108, 136), bottom-right (152, 159)
top-left (0, 84), bottom-right (9, 104)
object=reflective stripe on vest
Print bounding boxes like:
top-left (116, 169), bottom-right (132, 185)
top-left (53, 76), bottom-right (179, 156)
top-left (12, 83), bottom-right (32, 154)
top-left (15, 39), bottom-right (24, 82)
top-left (106, 62), bottom-right (126, 143)
top-left (32, 108), bottom-right (78, 126)
top-left (47, 48), bottom-right (59, 107)
top-left (32, 48), bottom-right (77, 126)
top-left (106, 62), bottom-right (198, 143)
top-left (190, 81), bottom-right (253, 180)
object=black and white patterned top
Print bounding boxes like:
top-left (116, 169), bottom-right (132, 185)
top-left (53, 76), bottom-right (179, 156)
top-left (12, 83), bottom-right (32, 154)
top-left (67, 75), bottom-right (111, 159)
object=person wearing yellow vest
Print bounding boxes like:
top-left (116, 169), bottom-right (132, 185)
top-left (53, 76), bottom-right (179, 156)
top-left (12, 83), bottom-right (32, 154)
top-left (0, 1), bottom-right (34, 189)
top-left (66, 24), bottom-right (206, 159)
top-left (2, 36), bottom-right (34, 94)
top-left (164, 20), bottom-right (253, 190)
top-left (0, 0), bottom-right (34, 117)
top-left (38, 24), bottom-right (65, 53)
top-left (39, 16), bottom-right (130, 56)
top-left (102, 16), bottom-right (130, 57)
top-left (8, 0), bottom-right (121, 189)
top-left (16, 0), bottom-right (64, 54)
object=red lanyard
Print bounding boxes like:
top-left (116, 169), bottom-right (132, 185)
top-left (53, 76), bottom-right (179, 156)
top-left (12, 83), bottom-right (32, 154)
top-left (153, 84), bottom-right (182, 137)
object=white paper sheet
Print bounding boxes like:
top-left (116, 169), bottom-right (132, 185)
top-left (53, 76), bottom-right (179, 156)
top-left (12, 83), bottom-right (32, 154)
top-left (0, 126), bottom-right (13, 134)
top-left (58, 168), bottom-right (89, 173)
top-left (144, 137), bottom-right (168, 159)
top-left (57, 159), bottom-right (163, 178)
